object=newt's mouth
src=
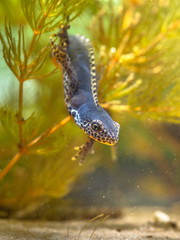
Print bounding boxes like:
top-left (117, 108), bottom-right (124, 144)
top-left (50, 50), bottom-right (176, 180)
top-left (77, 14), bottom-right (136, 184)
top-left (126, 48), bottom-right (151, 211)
top-left (97, 138), bottom-right (118, 145)
top-left (89, 135), bottom-right (119, 145)
top-left (88, 122), bottom-right (120, 145)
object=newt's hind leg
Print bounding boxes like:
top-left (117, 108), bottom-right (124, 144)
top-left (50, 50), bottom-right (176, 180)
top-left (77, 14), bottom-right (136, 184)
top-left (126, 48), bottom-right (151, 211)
top-left (72, 138), bottom-right (95, 165)
top-left (55, 24), bottom-right (70, 51)
top-left (50, 24), bottom-right (78, 102)
top-left (49, 25), bottom-right (69, 65)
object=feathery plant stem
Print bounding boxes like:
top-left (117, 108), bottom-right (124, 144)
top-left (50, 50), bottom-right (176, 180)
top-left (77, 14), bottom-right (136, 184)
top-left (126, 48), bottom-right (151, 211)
top-left (18, 80), bottom-right (24, 147)
top-left (27, 13), bottom-right (47, 56)
top-left (0, 152), bottom-right (23, 181)
top-left (0, 0), bottom-right (90, 181)
top-left (0, 116), bottom-right (71, 181)
top-left (27, 34), bottom-right (39, 57)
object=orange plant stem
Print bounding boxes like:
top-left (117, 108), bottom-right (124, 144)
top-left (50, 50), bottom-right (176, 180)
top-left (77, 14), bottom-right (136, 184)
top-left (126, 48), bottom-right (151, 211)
top-left (26, 115), bottom-right (71, 149)
top-left (18, 80), bottom-right (24, 147)
top-left (0, 152), bottom-right (23, 181)
top-left (0, 116), bottom-right (71, 181)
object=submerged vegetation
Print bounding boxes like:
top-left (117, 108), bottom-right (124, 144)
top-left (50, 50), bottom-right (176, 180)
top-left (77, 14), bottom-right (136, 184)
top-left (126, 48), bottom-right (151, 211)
top-left (0, 0), bottom-right (180, 217)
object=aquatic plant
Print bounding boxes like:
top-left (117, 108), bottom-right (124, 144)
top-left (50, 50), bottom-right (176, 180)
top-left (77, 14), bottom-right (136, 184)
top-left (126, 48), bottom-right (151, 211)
top-left (0, 0), bottom-right (93, 215)
top-left (91, 0), bottom-right (180, 124)
top-left (0, 0), bottom-right (180, 217)
top-left (90, 0), bottom-right (180, 200)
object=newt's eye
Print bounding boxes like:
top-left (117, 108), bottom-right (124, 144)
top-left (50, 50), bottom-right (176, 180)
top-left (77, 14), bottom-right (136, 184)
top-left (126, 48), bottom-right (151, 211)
top-left (91, 121), bottom-right (102, 132)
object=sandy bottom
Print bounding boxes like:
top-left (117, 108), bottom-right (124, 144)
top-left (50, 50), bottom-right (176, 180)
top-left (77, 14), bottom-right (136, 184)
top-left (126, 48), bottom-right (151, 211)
top-left (0, 207), bottom-right (179, 240)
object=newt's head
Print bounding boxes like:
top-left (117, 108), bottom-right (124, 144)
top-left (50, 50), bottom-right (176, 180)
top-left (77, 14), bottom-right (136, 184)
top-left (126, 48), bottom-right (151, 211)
top-left (70, 104), bottom-right (120, 145)
top-left (84, 118), bottom-right (120, 145)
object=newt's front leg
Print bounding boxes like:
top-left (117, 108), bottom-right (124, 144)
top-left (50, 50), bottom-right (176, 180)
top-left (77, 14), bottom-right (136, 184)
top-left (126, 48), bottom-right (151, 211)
top-left (72, 137), bottom-right (95, 165)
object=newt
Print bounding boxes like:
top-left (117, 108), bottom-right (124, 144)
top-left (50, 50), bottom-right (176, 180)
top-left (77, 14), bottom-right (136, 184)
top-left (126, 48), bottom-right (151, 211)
top-left (50, 23), bottom-right (120, 164)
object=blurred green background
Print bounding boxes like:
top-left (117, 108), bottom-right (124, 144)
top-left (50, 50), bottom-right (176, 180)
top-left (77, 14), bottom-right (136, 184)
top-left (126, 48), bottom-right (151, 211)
top-left (0, 0), bottom-right (180, 219)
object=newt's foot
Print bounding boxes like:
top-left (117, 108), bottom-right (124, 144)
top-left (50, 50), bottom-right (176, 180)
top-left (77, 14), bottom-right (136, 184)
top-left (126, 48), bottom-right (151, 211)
top-left (72, 138), bottom-right (95, 165)
top-left (55, 23), bottom-right (70, 39)
top-left (49, 23), bottom-right (70, 64)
